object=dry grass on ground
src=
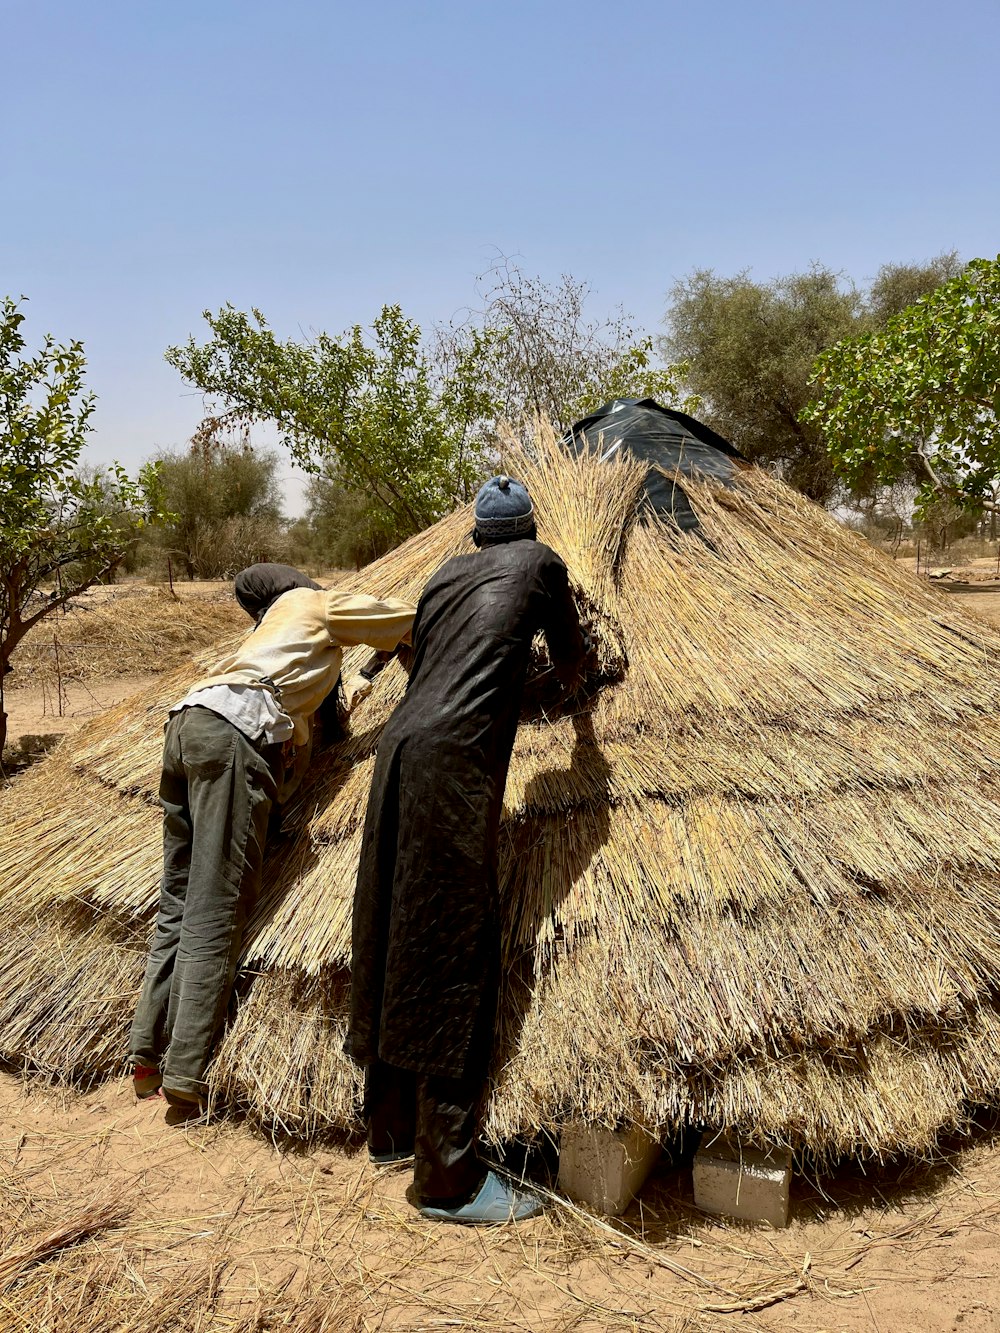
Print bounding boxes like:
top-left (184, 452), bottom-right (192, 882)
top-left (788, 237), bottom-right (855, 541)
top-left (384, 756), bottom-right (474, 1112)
top-left (8, 583), bottom-right (245, 691)
top-left (1, 582), bottom-right (247, 771)
top-left (3, 1073), bottom-right (1000, 1332)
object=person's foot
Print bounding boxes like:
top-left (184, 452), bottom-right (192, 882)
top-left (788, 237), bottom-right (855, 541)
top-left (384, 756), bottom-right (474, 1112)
top-left (162, 1086), bottom-right (208, 1120)
top-left (369, 1148), bottom-right (416, 1166)
top-left (419, 1171), bottom-right (544, 1225)
top-left (132, 1064), bottom-right (163, 1099)
top-left (164, 1102), bottom-right (208, 1127)
top-left (367, 1132), bottom-right (416, 1166)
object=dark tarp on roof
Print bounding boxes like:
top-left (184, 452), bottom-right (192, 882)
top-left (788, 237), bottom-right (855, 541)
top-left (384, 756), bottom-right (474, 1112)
top-left (565, 398), bottom-right (748, 532)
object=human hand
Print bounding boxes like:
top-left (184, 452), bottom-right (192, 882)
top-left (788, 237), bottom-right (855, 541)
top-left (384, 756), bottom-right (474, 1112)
top-left (343, 673), bottom-right (374, 712)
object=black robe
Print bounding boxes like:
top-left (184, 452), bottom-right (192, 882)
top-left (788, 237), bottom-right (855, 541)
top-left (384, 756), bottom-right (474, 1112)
top-left (349, 539), bottom-right (586, 1079)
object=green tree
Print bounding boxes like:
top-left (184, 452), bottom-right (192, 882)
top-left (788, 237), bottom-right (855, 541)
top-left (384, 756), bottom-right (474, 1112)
top-left (0, 297), bottom-right (164, 756)
top-left (662, 256), bottom-right (961, 504)
top-left (803, 256), bottom-right (1000, 519)
top-left (166, 304), bottom-right (501, 547)
top-left (287, 470), bottom-right (398, 571)
top-left (152, 430), bottom-right (285, 579)
top-left (867, 252), bottom-right (964, 324)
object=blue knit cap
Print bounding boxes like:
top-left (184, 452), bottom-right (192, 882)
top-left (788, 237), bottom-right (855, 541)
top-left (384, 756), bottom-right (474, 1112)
top-left (474, 474), bottom-right (535, 537)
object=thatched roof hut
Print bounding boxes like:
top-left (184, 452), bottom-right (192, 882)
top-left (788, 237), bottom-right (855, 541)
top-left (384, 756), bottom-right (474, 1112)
top-left (3, 404), bottom-right (1000, 1161)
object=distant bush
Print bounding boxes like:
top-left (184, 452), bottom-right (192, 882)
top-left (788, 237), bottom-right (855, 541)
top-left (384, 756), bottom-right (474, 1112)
top-left (146, 436), bottom-right (286, 579)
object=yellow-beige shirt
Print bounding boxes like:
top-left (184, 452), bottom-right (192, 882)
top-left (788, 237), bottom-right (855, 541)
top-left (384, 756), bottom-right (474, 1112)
top-left (178, 586), bottom-right (415, 745)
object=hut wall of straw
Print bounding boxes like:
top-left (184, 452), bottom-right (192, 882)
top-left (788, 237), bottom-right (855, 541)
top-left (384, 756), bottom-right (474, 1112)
top-left (2, 424), bottom-right (1000, 1159)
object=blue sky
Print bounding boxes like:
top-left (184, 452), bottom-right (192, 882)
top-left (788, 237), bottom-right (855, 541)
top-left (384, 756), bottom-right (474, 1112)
top-left (3, 0), bottom-right (998, 512)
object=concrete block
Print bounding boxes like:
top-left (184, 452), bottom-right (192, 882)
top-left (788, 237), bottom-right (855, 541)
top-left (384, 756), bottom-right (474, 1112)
top-left (558, 1121), bottom-right (662, 1216)
top-left (693, 1132), bottom-right (792, 1227)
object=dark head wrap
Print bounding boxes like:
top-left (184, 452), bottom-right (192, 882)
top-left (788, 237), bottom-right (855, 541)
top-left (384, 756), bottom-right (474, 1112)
top-left (234, 563), bottom-right (320, 624)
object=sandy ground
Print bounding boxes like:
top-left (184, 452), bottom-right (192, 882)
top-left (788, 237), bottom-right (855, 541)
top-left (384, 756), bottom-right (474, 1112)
top-left (3, 1072), bottom-right (1000, 1330)
top-left (2, 673), bottom-right (162, 753)
top-left (919, 555), bottom-right (1000, 631)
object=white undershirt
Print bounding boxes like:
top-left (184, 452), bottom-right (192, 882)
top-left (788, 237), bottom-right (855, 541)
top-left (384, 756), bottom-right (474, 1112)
top-left (170, 683), bottom-right (295, 744)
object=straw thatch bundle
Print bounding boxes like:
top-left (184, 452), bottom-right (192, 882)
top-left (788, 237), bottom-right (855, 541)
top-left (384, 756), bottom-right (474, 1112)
top-left (3, 421), bottom-right (1000, 1160)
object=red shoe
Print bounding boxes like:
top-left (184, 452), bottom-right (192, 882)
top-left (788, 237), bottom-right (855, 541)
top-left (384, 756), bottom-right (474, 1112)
top-left (133, 1065), bottom-right (163, 1099)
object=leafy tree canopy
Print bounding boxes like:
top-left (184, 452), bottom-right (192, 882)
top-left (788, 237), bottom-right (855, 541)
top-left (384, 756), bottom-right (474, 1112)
top-left (288, 472), bottom-right (399, 572)
top-left (166, 304), bottom-right (501, 544)
top-left (867, 253), bottom-right (965, 324)
top-left (804, 256), bottom-right (1000, 517)
top-left (0, 296), bottom-right (165, 755)
top-left (663, 255), bottom-right (961, 504)
top-left (167, 267), bottom-right (686, 551)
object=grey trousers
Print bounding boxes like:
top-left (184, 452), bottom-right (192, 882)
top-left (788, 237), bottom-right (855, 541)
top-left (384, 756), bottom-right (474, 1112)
top-left (128, 707), bottom-right (277, 1097)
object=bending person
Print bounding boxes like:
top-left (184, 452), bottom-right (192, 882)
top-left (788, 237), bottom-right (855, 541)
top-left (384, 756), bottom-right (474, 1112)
top-left (349, 477), bottom-right (587, 1224)
top-left (130, 563), bottom-right (415, 1114)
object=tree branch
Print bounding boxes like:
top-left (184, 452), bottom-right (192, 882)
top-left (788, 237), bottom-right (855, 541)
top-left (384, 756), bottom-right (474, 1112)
top-left (912, 443), bottom-right (1000, 515)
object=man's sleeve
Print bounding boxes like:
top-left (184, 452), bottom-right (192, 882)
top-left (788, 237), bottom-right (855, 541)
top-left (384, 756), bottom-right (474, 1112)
top-left (540, 554), bottom-right (587, 692)
top-left (324, 590), bottom-right (416, 652)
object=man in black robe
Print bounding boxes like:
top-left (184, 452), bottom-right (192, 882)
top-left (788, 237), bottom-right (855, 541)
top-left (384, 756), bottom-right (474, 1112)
top-left (349, 474), bottom-right (587, 1223)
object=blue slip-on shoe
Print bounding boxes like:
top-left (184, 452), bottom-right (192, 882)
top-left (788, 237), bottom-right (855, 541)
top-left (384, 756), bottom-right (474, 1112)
top-left (419, 1170), bottom-right (544, 1225)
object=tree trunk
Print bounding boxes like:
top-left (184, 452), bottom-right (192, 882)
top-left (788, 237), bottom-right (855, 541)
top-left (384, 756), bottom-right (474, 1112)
top-left (1, 633), bottom-right (20, 763)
